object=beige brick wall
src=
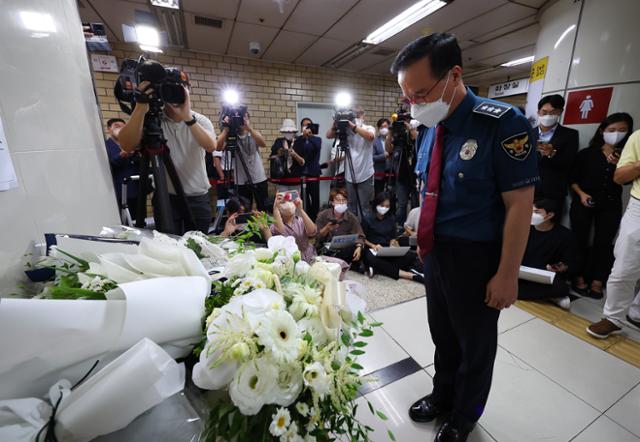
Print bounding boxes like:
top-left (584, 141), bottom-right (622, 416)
top-left (94, 42), bottom-right (401, 174)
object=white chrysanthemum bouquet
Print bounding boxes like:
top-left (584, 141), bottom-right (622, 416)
top-left (192, 236), bottom-right (394, 442)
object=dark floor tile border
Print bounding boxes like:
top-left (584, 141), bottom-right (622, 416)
top-left (359, 357), bottom-right (423, 395)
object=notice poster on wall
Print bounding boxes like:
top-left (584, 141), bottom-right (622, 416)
top-left (0, 117), bottom-right (18, 191)
top-left (524, 56), bottom-right (549, 126)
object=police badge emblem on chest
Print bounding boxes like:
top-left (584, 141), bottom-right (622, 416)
top-left (501, 132), bottom-right (532, 161)
top-left (459, 139), bottom-right (478, 160)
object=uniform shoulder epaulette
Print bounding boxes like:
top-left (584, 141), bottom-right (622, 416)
top-left (472, 102), bottom-right (511, 119)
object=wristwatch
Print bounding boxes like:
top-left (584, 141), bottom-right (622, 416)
top-left (185, 115), bottom-right (197, 126)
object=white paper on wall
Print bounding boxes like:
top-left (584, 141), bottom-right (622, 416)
top-left (0, 117), bottom-right (17, 191)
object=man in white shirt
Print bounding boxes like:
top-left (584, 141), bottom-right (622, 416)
top-left (118, 78), bottom-right (217, 235)
top-left (326, 105), bottom-right (375, 218)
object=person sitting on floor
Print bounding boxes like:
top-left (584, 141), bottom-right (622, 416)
top-left (315, 188), bottom-right (364, 265)
top-left (519, 198), bottom-right (577, 310)
top-left (362, 192), bottom-right (423, 283)
top-left (220, 196), bottom-right (253, 238)
top-left (261, 191), bottom-right (317, 263)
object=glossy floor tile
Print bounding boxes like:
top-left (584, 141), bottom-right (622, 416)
top-left (355, 371), bottom-right (495, 442)
top-left (499, 319), bottom-right (640, 411)
top-left (480, 348), bottom-right (600, 442)
top-left (498, 305), bottom-right (534, 334)
top-left (572, 416), bottom-right (640, 442)
top-left (369, 298), bottom-right (434, 367)
top-left (358, 323), bottom-right (411, 375)
top-left (606, 382), bottom-right (640, 437)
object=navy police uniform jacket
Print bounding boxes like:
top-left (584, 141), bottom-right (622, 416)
top-left (416, 88), bottom-right (539, 242)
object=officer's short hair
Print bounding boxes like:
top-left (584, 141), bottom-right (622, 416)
top-left (538, 94), bottom-right (565, 111)
top-left (534, 198), bottom-right (559, 221)
top-left (107, 118), bottom-right (125, 128)
top-left (377, 118), bottom-right (391, 128)
top-left (390, 32), bottom-right (462, 77)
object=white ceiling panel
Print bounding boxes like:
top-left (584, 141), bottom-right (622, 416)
top-left (379, 0), bottom-right (504, 50)
top-left (464, 25), bottom-right (539, 63)
top-left (262, 30), bottom-right (318, 62)
top-left (226, 22), bottom-right (280, 58)
top-left (182, 0), bottom-right (240, 19)
top-left (184, 13), bottom-right (233, 55)
top-left (88, 0), bottom-right (151, 41)
top-left (339, 51), bottom-right (393, 71)
top-left (285, 0), bottom-right (359, 36)
top-left (237, 0), bottom-right (301, 27)
top-left (449, 2), bottom-right (535, 42)
top-left (293, 37), bottom-right (353, 65)
top-left (470, 16), bottom-right (538, 44)
top-left (327, 0), bottom-right (418, 44)
top-left (474, 44), bottom-right (536, 67)
top-left (514, 0), bottom-right (547, 7)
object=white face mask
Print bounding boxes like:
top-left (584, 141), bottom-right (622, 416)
top-left (538, 114), bottom-right (559, 127)
top-left (279, 201), bottom-right (296, 217)
top-left (531, 213), bottom-right (546, 226)
top-left (283, 133), bottom-right (294, 141)
top-left (410, 71), bottom-right (455, 128)
top-left (603, 131), bottom-right (627, 146)
top-left (333, 203), bottom-right (348, 214)
top-left (379, 127), bottom-right (389, 137)
top-left (376, 205), bottom-right (390, 215)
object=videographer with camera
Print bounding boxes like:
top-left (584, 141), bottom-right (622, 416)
top-left (385, 109), bottom-right (418, 225)
top-left (117, 77), bottom-right (217, 235)
top-left (217, 111), bottom-right (269, 212)
top-left (326, 105), bottom-right (375, 219)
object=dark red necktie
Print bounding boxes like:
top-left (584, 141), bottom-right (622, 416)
top-left (417, 124), bottom-right (444, 259)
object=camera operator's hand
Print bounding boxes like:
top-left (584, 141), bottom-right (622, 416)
top-left (348, 120), bottom-right (357, 132)
top-left (302, 125), bottom-right (313, 138)
top-left (243, 115), bottom-right (252, 131)
top-left (166, 86), bottom-right (192, 122)
top-left (134, 81), bottom-right (154, 109)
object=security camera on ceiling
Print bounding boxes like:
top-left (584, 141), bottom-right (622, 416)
top-left (249, 41), bottom-right (261, 55)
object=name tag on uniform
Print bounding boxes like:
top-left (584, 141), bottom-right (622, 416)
top-left (459, 139), bottom-right (478, 160)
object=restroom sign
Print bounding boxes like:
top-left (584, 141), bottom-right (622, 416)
top-left (563, 87), bottom-right (613, 125)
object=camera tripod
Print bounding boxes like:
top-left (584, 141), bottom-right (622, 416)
top-left (220, 130), bottom-right (260, 205)
top-left (134, 98), bottom-right (194, 234)
top-left (332, 126), bottom-right (364, 219)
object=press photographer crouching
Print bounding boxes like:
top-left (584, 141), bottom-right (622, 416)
top-left (117, 63), bottom-right (217, 235)
top-left (217, 110), bottom-right (269, 212)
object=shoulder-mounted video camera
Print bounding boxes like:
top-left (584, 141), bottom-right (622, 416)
top-left (114, 55), bottom-right (188, 114)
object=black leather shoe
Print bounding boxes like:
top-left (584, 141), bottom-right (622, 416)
top-left (408, 395), bottom-right (451, 423)
top-left (434, 419), bottom-right (475, 442)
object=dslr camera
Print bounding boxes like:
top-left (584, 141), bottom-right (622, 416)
top-left (114, 55), bottom-right (188, 109)
top-left (220, 104), bottom-right (248, 151)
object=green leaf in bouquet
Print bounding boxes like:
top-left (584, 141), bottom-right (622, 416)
top-left (388, 429), bottom-right (396, 441)
top-left (49, 286), bottom-right (106, 300)
top-left (55, 249), bottom-right (90, 271)
top-left (185, 238), bottom-right (205, 259)
top-left (367, 401), bottom-right (375, 415)
top-left (376, 410), bottom-right (388, 421)
top-left (350, 362), bottom-right (364, 371)
top-left (357, 311), bottom-right (366, 324)
top-left (303, 332), bottom-right (313, 343)
top-left (341, 332), bottom-right (351, 346)
top-left (349, 349), bottom-right (365, 356)
top-left (369, 321), bottom-right (383, 328)
top-left (352, 341), bottom-right (368, 348)
top-left (359, 329), bottom-right (374, 338)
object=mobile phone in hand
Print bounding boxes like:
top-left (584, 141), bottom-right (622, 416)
top-left (286, 190), bottom-right (299, 201)
top-left (235, 213), bottom-right (252, 224)
top-left (309, 123), bottom-right (319, 135)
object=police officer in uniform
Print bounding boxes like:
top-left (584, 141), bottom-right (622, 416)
top-left (391, 33), bottom-right (539, 441)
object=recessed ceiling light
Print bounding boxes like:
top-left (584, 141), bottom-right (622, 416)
top-left (363, 0), bottom-right (446, 45)
top-left (150, 0), bottom-right (180, 9)
top-left (500, 55), bottom-right (534, 67)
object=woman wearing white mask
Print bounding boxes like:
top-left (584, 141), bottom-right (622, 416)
top-left (569, 113), bottom-right (634, 299)
top-left (535, 94), bottom-right (580, 219)
top-left (315, 188), bottom-right (365, 264)
top-left (361, 192), bottom-right (422, 282)
top-left (373, 118), bottom-right (391, 195)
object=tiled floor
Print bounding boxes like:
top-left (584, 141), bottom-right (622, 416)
top-left (355, 297), bottom-right (640, 442)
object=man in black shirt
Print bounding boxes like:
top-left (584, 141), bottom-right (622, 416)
top-left (519, 198), bottom-right (576, 309)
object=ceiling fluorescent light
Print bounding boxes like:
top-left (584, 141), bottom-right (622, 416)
top-left (363, 0), bottom-right (446, 45)
top-left (150, 0), bottom-right (180, 9)
top-left (554, 24), bottom-right (576, 49)
top-left (500, 55), bottom-right (534, 67)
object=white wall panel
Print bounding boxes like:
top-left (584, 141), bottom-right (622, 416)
top-left (568, 0), bottom-right (640, 88)
top-left (0, 0), bottom-right (119, 291)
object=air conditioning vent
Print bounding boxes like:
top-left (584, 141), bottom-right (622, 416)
top-left (372, 47), bottom-right (395, 57)
top-left (194, 15), bottom-right (222, 28)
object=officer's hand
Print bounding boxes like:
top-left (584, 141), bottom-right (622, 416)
top-left (485, 273), bottom-right (518, 310)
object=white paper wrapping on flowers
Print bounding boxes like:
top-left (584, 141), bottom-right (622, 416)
top-left (0, 276), bottom-right (208, 399)
top-left (0, 338), bottom-right (185, 442)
